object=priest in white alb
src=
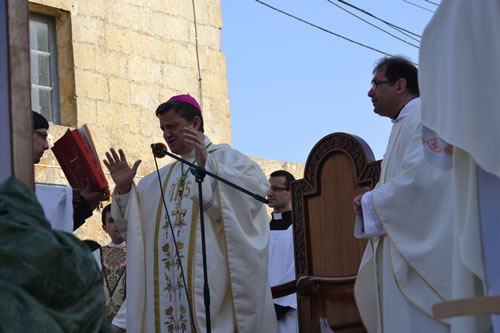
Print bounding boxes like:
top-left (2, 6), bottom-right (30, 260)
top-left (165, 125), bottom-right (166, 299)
top-left (104, 94), bottom-right (278, 333)
top-left (352, 57), bottom-right (453, 333)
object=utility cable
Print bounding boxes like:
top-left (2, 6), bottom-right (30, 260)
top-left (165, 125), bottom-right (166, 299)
top-left (327, 0), bottom-right (419, 48)
top-left (192, 0), bottom-right (204, 111)
top-left (337, 0), bottom-right (421, 41)
top-left (402, 0), bottom-right (435, 13)
top-left (424, 0), bottom-right (439, 6)
top-left (256, 0), bottom-right (393, 57)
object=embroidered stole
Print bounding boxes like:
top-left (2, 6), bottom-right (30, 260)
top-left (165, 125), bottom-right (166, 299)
top-left (154, 161), bottom-right (199, 332)
top-left (100, 246), bottom-right (127, 321)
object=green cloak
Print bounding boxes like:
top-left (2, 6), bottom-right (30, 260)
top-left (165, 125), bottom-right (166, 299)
top-left (0, 177), bottom-right (112, 333)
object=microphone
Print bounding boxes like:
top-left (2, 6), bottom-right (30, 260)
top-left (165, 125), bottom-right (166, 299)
top-left (151, 142), bottom-right (269, 204)
top-left (151, 142), bottom-right (168, 158)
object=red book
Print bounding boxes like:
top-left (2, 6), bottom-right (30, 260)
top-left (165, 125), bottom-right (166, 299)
top-left (52, 125), bottom-right (108, 192)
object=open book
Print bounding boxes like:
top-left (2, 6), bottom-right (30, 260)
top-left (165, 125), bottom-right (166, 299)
top-left (52, 124), bottom-right (108, 192)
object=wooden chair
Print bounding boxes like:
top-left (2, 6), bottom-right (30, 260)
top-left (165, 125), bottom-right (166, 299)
top-left (272, 132), bottom-right (381, 332)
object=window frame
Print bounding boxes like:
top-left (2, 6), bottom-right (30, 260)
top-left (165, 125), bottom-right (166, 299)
top-left (29, 11), bottom-right (61, 124)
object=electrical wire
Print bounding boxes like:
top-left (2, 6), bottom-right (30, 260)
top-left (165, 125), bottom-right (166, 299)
top-left (402, 0), bottom-right (435, 13)
top-left (327, 0), bottom-right (419, 48)
top-left (424, 0), bottom-right (440, 6)
top-left (191, 0), bottom-right (204, 111)
top-left (255, 0), bottom-right (393, 57)
top-left (337, 0), bottom-right (421, 41)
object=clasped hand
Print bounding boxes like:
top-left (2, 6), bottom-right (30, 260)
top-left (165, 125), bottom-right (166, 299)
top-left (352, 187), bottom-right (371, 217)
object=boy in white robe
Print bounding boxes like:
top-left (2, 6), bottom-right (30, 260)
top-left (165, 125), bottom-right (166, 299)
top-left (92, 204), bottom-right (126, 329)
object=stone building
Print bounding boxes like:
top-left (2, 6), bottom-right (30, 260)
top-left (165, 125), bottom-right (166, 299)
top-left (29, 0), bottom-right (304, 244)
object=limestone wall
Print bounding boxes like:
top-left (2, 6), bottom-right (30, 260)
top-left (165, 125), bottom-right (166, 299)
top-left (30, 0), bottom-right (304, 244)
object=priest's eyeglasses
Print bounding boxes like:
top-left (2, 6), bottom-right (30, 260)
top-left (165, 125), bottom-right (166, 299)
top-left (269, 185), bottom-right (289, 192)
top-left (371, 80), bottom-right (392, 90)
top-left (33, 131), bottom-right (48, 140)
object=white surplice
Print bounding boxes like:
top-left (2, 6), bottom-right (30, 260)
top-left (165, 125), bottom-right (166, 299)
top-left (354, 99), bottom-right (453, 333)
top-left (268, 216), bottom-right (298, 333)
top-left (419, 1), bottom-right (500, 332)
top-left (111, 136), bottom-right (278, 333)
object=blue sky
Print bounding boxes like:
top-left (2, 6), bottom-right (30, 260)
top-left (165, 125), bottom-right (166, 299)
top-left (220, 0), bottom-right (438, 163)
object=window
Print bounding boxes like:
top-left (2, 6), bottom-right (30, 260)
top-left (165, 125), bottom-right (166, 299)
top-left (29, 12), bottom-right (60, 124)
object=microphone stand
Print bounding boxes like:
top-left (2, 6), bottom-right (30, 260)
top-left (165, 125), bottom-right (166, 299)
top-left (151, 144), bottom-right (267, 333)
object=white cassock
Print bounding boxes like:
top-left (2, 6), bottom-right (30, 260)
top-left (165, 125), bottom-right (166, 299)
top-left (419, 1), bottom-right (500, 332)
top-left (111, 136), bottom-right (278, 333)
top-left (354, 98), bottom-right (453, 333)
top-left (268, 213), bottom-right (298, 333)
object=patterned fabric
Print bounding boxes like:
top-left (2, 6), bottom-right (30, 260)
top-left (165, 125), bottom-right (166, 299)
top-left (158, 170), bottom-right (193, 332)
top-left (101, 246), bottom-right (127, 322)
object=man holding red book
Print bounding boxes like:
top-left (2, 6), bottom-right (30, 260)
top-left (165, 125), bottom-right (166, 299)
top-left (32, 111), bottom-right (109, 230)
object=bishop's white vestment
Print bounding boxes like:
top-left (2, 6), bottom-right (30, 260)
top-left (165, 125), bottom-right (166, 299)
top-left (354, 98), bottom-right (453, 333)
top-left (419, 1), bottom-right (500, 332)
top-left (112, 136), bottom-right (278, 333)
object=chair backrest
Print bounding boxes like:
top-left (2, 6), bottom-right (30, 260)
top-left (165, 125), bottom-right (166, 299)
top-left (291, 132), bottom-right (380, 332)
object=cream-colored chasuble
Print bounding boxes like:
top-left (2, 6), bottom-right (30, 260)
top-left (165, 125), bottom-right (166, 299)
top-left (112, 136), bottom-right (279, 333)
top-left (419, 1), bottom-right (500, 331)
top-left (354, 100), bottom-right (453, 333)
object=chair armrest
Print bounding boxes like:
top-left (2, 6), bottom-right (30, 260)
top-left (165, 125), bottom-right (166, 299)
top-left (271, 280), bottom-right (297, 299)
top-left (297, 275), bottom-right (357, 297)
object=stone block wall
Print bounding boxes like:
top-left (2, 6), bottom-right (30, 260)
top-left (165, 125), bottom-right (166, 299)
top-left (30, 0), bottom-right (304, 244)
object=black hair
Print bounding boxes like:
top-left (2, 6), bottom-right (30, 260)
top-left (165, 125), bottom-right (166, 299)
top-left (373, 56), bottom-right (419, 96)
top-left (155, 101), bottom-right (204, 133)
top-left (32, 111), bottom-right (49, 130)
top-left (101, 204), bottom-right (112, 226)
top-left (270, 170), bottom-right (296, 190)
top-left (82, 239), bottom-right (101, 251)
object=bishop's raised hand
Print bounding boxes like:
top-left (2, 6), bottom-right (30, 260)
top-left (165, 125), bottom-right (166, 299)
top-left (103, 148), bottom-right (141, 194)
top-left (183, 126), bottom-right (207, 167)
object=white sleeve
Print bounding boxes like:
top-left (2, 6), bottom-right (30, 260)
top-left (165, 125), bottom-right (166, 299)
top-left (111, 298), bottom-right (127, 329)
top-left (111, 189), bottom-right (132, 240)
top-left (91, 248), bottom-right (102, 271)
top-left (113, 191), bottom-right (131, 216)
top-left (354, 190), bottom-right (387, 239)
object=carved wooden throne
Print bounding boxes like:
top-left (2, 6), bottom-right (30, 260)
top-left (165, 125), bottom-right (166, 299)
top-left (273, 132), bottom-right (381, 332)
